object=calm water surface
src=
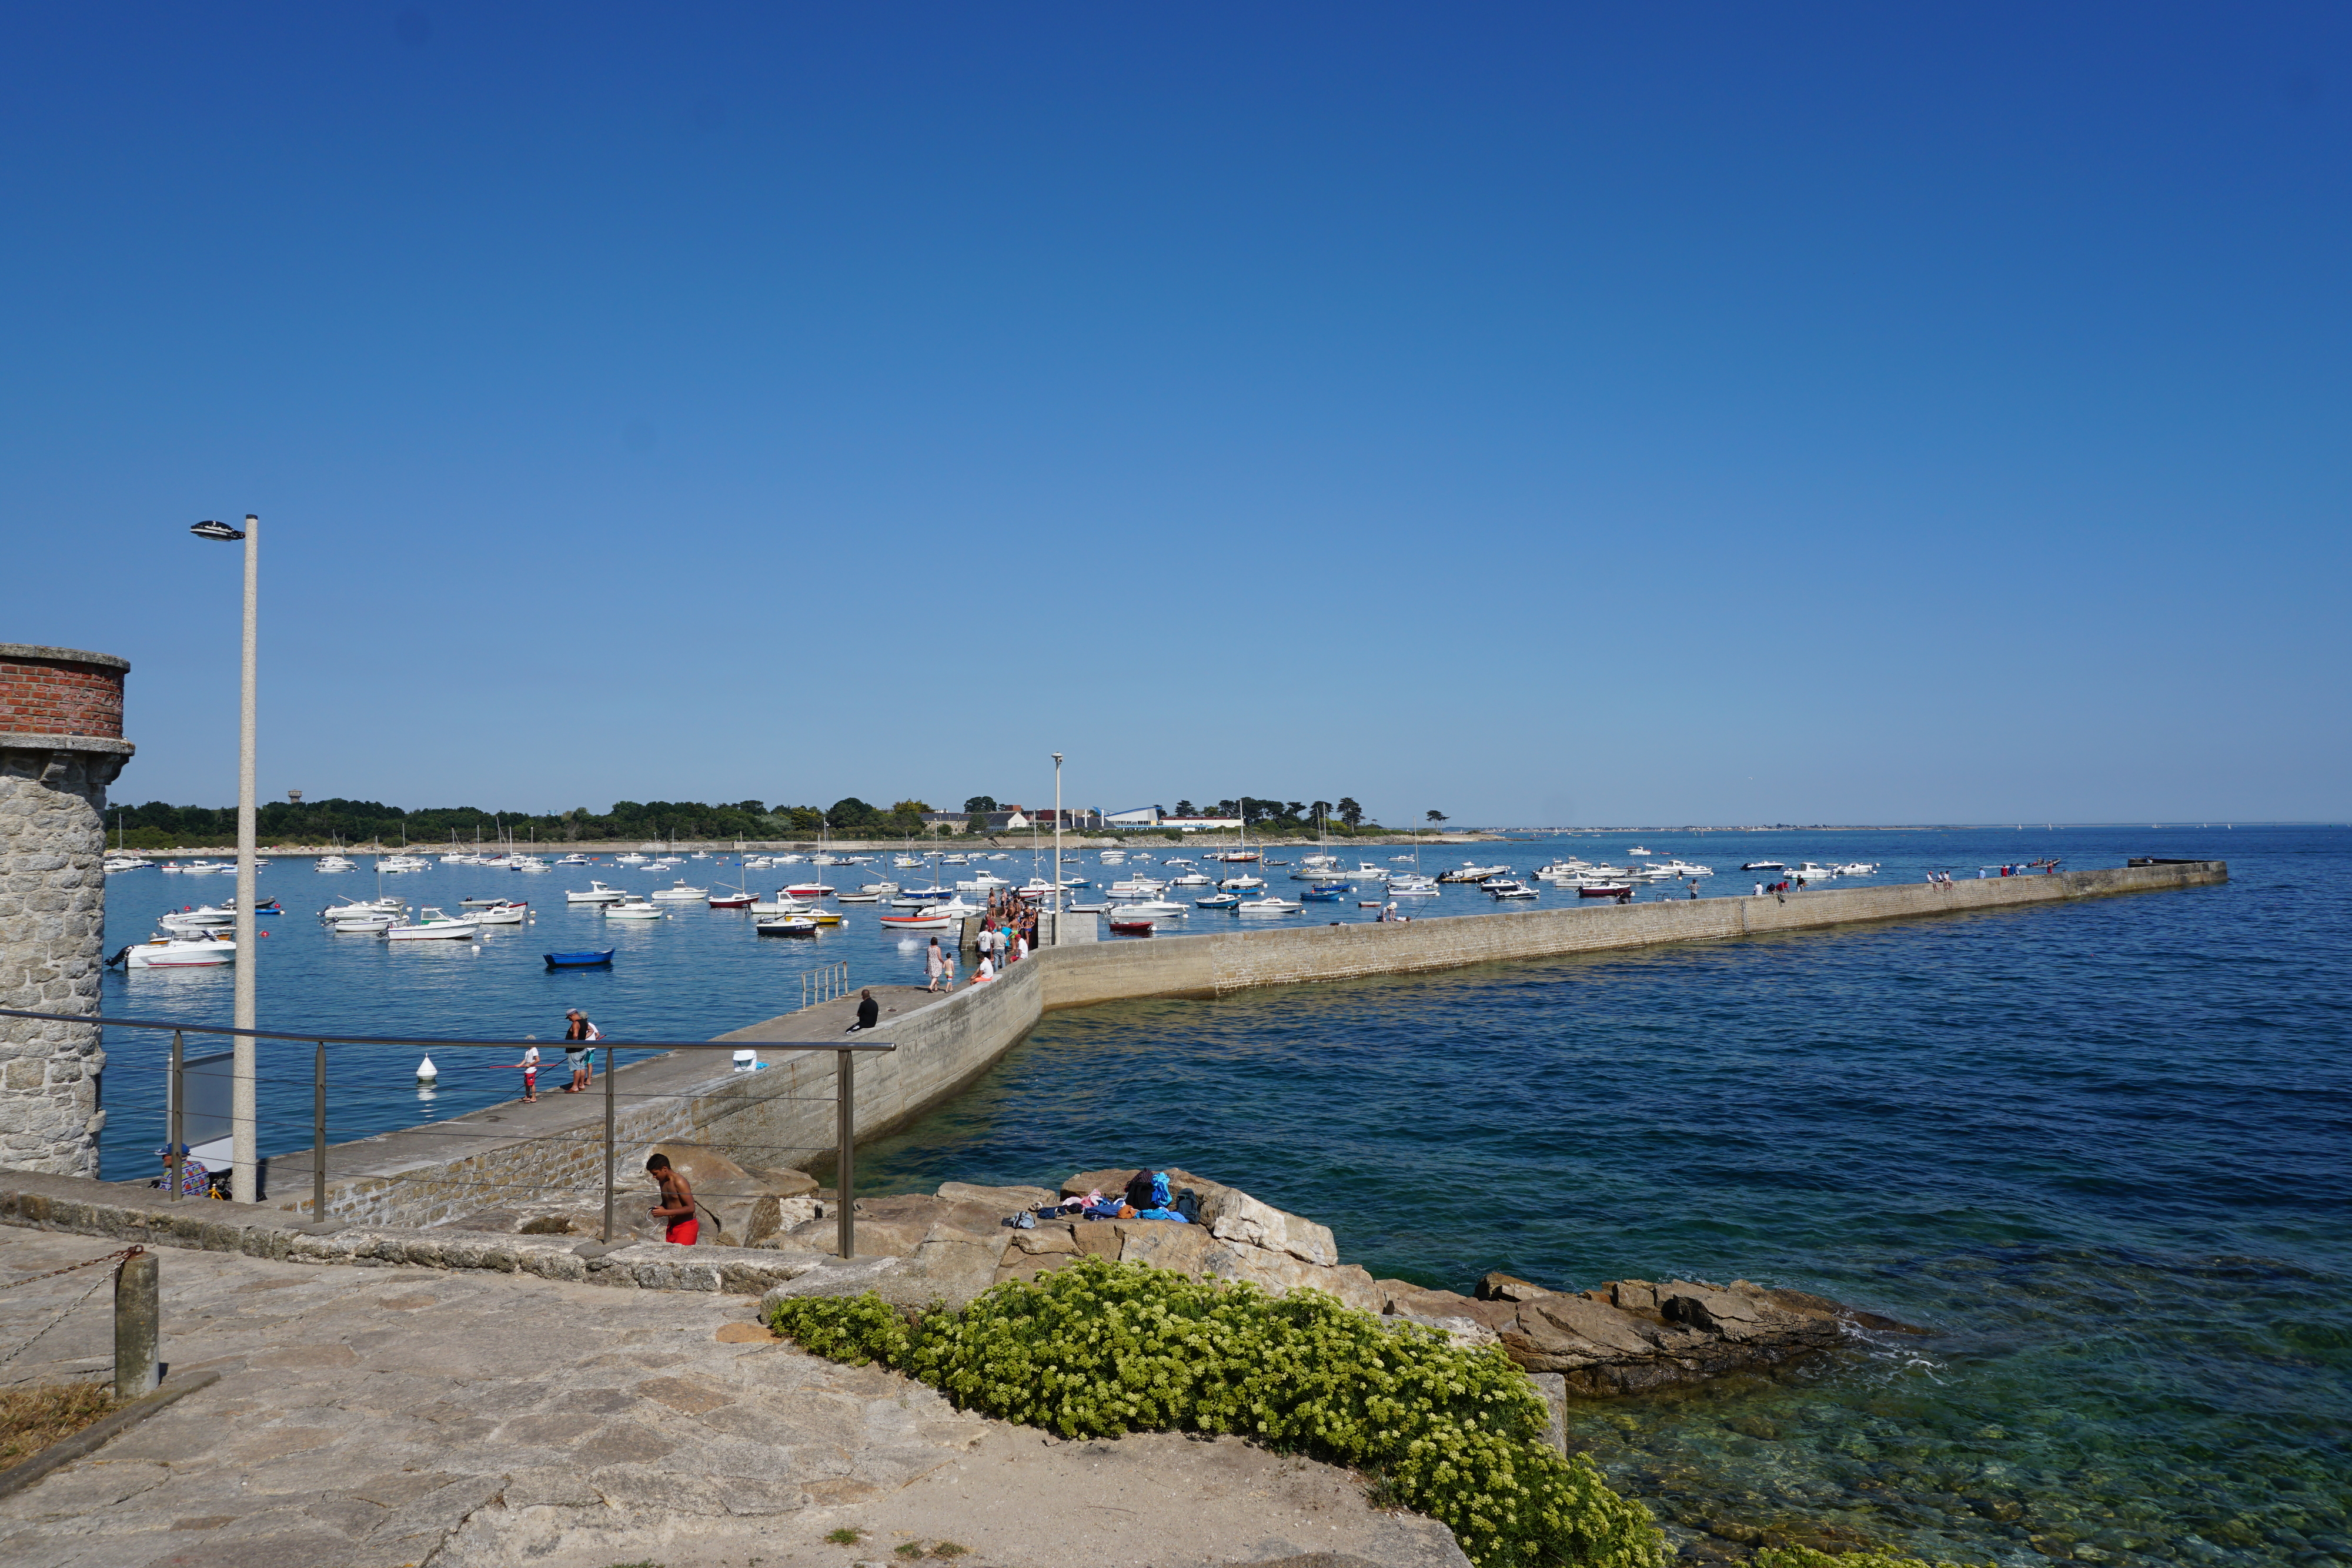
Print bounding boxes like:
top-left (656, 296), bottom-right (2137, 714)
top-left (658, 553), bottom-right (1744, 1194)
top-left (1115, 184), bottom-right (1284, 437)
top-left (96, 827), bottom-right (2350, 1566)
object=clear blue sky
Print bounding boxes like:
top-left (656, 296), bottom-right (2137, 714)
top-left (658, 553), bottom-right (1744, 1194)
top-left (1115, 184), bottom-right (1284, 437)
top-left (6, 4), bottom-right (2346, 825)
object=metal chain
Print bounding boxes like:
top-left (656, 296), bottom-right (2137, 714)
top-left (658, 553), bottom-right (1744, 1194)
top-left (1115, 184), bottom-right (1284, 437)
top-left (0, 1245), bottom-right (141, 1293)
top-left (0, 1262), bottom-right (128, 1370)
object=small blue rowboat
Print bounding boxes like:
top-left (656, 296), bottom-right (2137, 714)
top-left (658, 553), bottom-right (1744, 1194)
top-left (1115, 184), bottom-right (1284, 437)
top-left (544, 949), bottom-right (616, 968)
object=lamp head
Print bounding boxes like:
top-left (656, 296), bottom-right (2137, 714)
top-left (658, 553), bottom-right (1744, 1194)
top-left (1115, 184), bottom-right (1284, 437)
top-left (190, 519), bottom-right (245, 541)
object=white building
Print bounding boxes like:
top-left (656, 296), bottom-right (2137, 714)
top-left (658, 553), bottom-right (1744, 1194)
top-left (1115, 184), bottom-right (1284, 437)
top-left (1158, 816), bottom-right (1245, 832)
top-left (1104, 806), bottom-right (1161, 826)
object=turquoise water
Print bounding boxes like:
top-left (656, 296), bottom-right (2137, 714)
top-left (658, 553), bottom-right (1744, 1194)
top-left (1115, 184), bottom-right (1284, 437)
top-left (94, 828), bottom-right (2350, 1564)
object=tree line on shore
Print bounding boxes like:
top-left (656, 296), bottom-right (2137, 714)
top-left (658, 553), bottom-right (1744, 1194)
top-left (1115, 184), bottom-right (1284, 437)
top-left (102, 794), bottom-right (1439, 849)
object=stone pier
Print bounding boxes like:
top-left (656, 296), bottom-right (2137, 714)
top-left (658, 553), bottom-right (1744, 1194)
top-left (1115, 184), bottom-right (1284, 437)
top-left (0, 642), bottom-right (133, 1177)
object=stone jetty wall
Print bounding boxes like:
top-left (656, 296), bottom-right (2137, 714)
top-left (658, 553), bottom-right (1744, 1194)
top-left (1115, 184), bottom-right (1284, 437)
top-left (0, 643), bottom-right (133, 1178)
top-left (275, 858), bottom-right (2223, 1229)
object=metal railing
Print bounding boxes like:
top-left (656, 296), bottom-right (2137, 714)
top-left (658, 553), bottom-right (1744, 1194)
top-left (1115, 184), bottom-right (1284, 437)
top-left (800, 961), bottom-right (851, 1011)
top-left (0, 1005), bottom-right (893, 1259)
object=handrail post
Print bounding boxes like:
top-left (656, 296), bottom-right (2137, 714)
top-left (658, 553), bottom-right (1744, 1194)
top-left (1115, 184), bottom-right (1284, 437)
top-left (602, 1042), bottom-right (616, 1243)
top-left (836, 1047), bottom-right (855, 1259)
top-left (312, 1042), bottom-right (328, 1220)
top-left (167, 1031), bottom-right (183, 1202)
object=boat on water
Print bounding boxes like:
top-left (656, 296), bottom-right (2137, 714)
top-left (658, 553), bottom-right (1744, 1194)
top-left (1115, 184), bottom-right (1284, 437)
top-left (322, 896), bottom-right (404, 920)
top-left (1195, 892), bottom-right (1242, 909)
top-left (467, 901), bottom-right (531, 924)
top-left (784, 881), bottom-right (836, 899)
top-left (314, 855), bottom-right (357, 873)
top-left (160, 905), bottom-right (236, 930)
top-left (1108, 919), bottom-right (1154, 935)
top-left (1740, 861), bottom-right (1786, 872)
top-left (557, 853), bottom-right (593, 866)
top-left (1387, 876), bottom-right (1441, 897)
top-left (376, 855), bottom-right (429, 874)
top-left (1438, 862), bottom-right (1511, 883)
top-left (1629, 846), bottom-right (1653, 857)
top-left (1300, 886), bottom-right (1349, 902)
top-left (1217, 872), bottom-right (1266, 890)
top-left (1485, 880), bottom-right (1538, 900)
top-left (647, 881), bottom-right (709, 902)
top-left (1109, 900), bottom-right (1185, 920)
top-left (614, 852), bottom-right (649, 865)
top-left (878, 910), bottom-right (957, 930)
top-left (1834, 862), bottom-right (1880, 876)
top-left (756, 916), bottom-right (818, 937)
top-left (1790, 862), bottom-right (1837, 881)
top-left (707, 889), bottom-right (756, 908)
top-left (115, 932), bottom-right (236, 968)
top-left (385, 908), bottom-right (481, 940)
top-left (1579, 883), bottom-right (1633, 898)
top-left (544, 949), bottom-right (614, 968)
top-left (565, 881), bottom-right (629, 904)
top-left (1235, 896), bottom-right (1304, 914)
top-left (1168, 871), bottom-right (1212, 887)
top-left (603, 898), bottom-right (667, 920)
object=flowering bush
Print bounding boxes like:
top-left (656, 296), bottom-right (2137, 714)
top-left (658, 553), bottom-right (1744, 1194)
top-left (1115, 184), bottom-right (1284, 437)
top-left (767, 1256), bottom-right (1665, 1568)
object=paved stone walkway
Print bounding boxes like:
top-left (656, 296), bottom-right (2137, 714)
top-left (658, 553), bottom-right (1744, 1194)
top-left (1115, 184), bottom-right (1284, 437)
top-left (0, 1228), bottom-right (1468, 1568)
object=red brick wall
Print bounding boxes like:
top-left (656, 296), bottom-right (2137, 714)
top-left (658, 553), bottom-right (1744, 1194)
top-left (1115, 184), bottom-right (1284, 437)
top-left (0, 656), bottom-right (126, 738)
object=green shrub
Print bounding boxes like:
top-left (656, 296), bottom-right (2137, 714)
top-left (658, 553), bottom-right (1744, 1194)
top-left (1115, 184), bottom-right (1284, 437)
top-left (767, 1256), bottom-right (1665, 1568)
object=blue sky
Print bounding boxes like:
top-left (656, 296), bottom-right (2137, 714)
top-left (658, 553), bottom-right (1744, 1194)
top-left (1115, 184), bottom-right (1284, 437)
top-left (5, 4), bottom-right (2346, 825)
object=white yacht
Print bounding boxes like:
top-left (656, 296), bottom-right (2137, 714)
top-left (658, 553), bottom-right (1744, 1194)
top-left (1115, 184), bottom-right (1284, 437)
top-left (1234, 895), bottom-right (1303, 914)
top-left (1216, 872), bottom-right (1267, 890)
top-left (557, 853), bottom-right (592, 865)
top-left (564, 881), bottom-right (629, 904)
top-left (647, 881), bottom-right (709, 902)
top-left (1108, 899), bottom-right (1186, 920)
top-left (384, 908), bottom-right (480, 941)
top-left (602, 898), bottom-right (667, 920)
top-left (119, 932), bottom-right (236, 968)
top-left (160, 905), bottom-right (236, 930)
top-left (467, 901), bottom-right (531, 924)
top-left (314, 855), bottom-right (358, 873)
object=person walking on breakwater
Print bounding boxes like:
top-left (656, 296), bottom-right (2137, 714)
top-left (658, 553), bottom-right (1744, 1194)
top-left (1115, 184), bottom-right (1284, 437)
top-left (925, 937), bottom-right (947, 992)
top-left (645, 1153), bottom-right (697, 1245)
top-left (563, 1009), bottom-right (600, 1093)
top-left (846, 988), bottom-right (880, 1034)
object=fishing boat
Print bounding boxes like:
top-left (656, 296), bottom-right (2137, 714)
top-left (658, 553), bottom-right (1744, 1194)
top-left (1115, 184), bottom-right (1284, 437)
top-left (322, 896), bottom-right (404, 920)
top-left (707, 889), bottom-right (756, 908)
top-left (115, 933), bottom-right (236, 968)
top-left (1299, 886), bottom-right (1349, 902)
top-left (1194, 892), bottom-right (1242, 909)
top-left (1108, 919), bottom-right (1154, 935)
top-left (1110, 899), bottom-right (1185, 920)
top-left (544, 949), bottom-right (614, 968)
top-left (784, 881), bottom-right (836, 899)
top-left (647, 881), bottom-right (709, 902)
top-left (1235, 895), bottom-right (1304, 914)
top-left (1168, 871), bottom-right (1212, 887)
top-left (1216, 872), bottom-right (1266, 890)
top-left (1484, 881), bottom-right (1538, 900)
top-left (1628, 846), bottom-right (1653, 857)
top-left (565, 881), bottom-right (629, 904)
top-left (315, 855), bottom-right (356, 873)
top-left (556, 853), bottom-right (593, 866)
top-left (384, 908), bottom-right (481, 940)
top-left (1578, 883), bottom-right (1633, 898)
top-left (467, 901), bottom-right (531, 924)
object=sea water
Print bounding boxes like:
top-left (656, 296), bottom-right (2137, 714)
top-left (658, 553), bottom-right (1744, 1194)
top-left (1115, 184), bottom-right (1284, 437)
top-left (93, 827), bottom-right (2350, 1565)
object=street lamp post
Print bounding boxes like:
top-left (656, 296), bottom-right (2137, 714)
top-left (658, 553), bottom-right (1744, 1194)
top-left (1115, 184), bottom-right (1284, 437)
top-left (192, 516), bottom-right (259, 1204)
top-left (1052, 753), bottom-right (1063, 921)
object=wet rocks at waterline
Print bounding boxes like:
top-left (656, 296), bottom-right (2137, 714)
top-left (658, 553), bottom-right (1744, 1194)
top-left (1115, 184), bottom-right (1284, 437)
top-left (463, 1162), bottom-right (1917, 1394)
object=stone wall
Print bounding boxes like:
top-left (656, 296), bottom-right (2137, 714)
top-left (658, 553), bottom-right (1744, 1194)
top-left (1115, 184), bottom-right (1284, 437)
top-left (0, 643), bottom-right (133, 1179)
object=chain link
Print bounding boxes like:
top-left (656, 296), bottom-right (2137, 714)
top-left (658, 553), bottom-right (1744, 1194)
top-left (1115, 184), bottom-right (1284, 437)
top-left (0, 1248), bottom-right (140, 1372)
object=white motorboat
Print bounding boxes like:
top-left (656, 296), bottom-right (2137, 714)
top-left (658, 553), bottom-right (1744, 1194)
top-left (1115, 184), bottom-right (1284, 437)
top-left (384, 907), bottom-right (480, 941)
top-left (1097, 851), bottom-right (1126, 865)
top-left (647, 881), bottom-right (709, 902)
top-left (516, 858), bottom-right (551, 873)
top-left (1653, 860), bottom-right (1715, 877)
top-left (314, 855), bottom-right (357, 872)
top-left (377, 854), bottom-right (430, 873)
top-left (1108, 879), bottom-right (1168, 897)
top-left (1109, 900), bottom-right (1186, 920)
top-left (1387, 876), bottom-right (1441, 896)
top-left (564, 881), bottom-right (629, 904)
top-left (860, 880), bottom-right (901, 894)
top-left (557, 853), bottom-right (592, 865)
top-left (120, 932), bottom-right (236, 968)
top-left (877, 910), bottom-right (957, 930)
top-left (160, 905), bottom-right (236, 929)
top-left (333, 914), bottom-right (395, 932)
top-left (322, 895), bottom-right (404, 918)
top-left (614, 852), bottom-right (649, 864)
top-left (1485, 880), bottom-right (1538, 900)
top-left (1835, 862), bottom-right (1879, 876)
top-left (750, 893), bottom-right (817, 915)
top-left (1629, 846), bottom-right (1653, 857)
top-left (602, 898), bottom-right (667, 920)
top-left (467, 901), bottom-right (530, 924)
top-left (1534, 859), bottom-right (1591, 878)
top-left (1234, 896), bottom-right (1303, 914)
top-left (894, 855), bottom-right (924, 869)
top-left (1438, 862), bottom-right (1511, 883)
top-left (1217, 872), bottom-right (1266, 890)
top-left (1790, 862), bottom-right (1837, 882)
top-left (1168, 871), bottom-right (1212, 887)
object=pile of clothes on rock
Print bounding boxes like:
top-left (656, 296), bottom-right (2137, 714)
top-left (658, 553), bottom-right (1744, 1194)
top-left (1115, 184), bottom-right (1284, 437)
top-left (1004, 1169), bottom-right (1201, 1229)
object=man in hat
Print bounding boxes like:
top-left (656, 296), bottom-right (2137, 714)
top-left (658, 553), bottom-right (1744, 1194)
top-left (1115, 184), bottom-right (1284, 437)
top-left (153, 1144), bottom-right (210, 1196)
top-left (563, 1008), bottom-right (600, 1093)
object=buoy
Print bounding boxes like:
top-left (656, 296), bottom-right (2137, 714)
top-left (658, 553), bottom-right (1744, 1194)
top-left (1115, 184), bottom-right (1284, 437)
top-left (416, 1055), bottom-right (438, 1082)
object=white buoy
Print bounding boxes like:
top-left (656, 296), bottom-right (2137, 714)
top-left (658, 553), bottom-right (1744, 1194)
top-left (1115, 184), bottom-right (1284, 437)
top-left (416, 1055), bottom-right (438, 1082)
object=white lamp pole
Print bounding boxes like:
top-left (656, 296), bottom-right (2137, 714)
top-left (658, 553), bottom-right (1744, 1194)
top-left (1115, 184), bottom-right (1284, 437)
top-left (193, 515), bottom-right (260, 1203)
top-left (1052, 753), bottom-right (1064, 918)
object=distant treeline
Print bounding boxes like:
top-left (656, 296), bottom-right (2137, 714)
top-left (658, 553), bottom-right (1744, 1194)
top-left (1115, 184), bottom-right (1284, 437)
top-left (103, 794), bottom-right (1414, 848)
top-left (106, 797), bottom-right (920, 849)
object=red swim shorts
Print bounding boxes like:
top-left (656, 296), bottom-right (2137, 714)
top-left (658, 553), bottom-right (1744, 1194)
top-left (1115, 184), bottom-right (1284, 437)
top-left (666, 1218), bottom-right (699, 1246)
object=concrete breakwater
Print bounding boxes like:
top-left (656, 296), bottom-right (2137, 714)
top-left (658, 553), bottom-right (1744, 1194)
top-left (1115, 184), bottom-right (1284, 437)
top-left (272, 859), bottom-right (2223, 1229)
